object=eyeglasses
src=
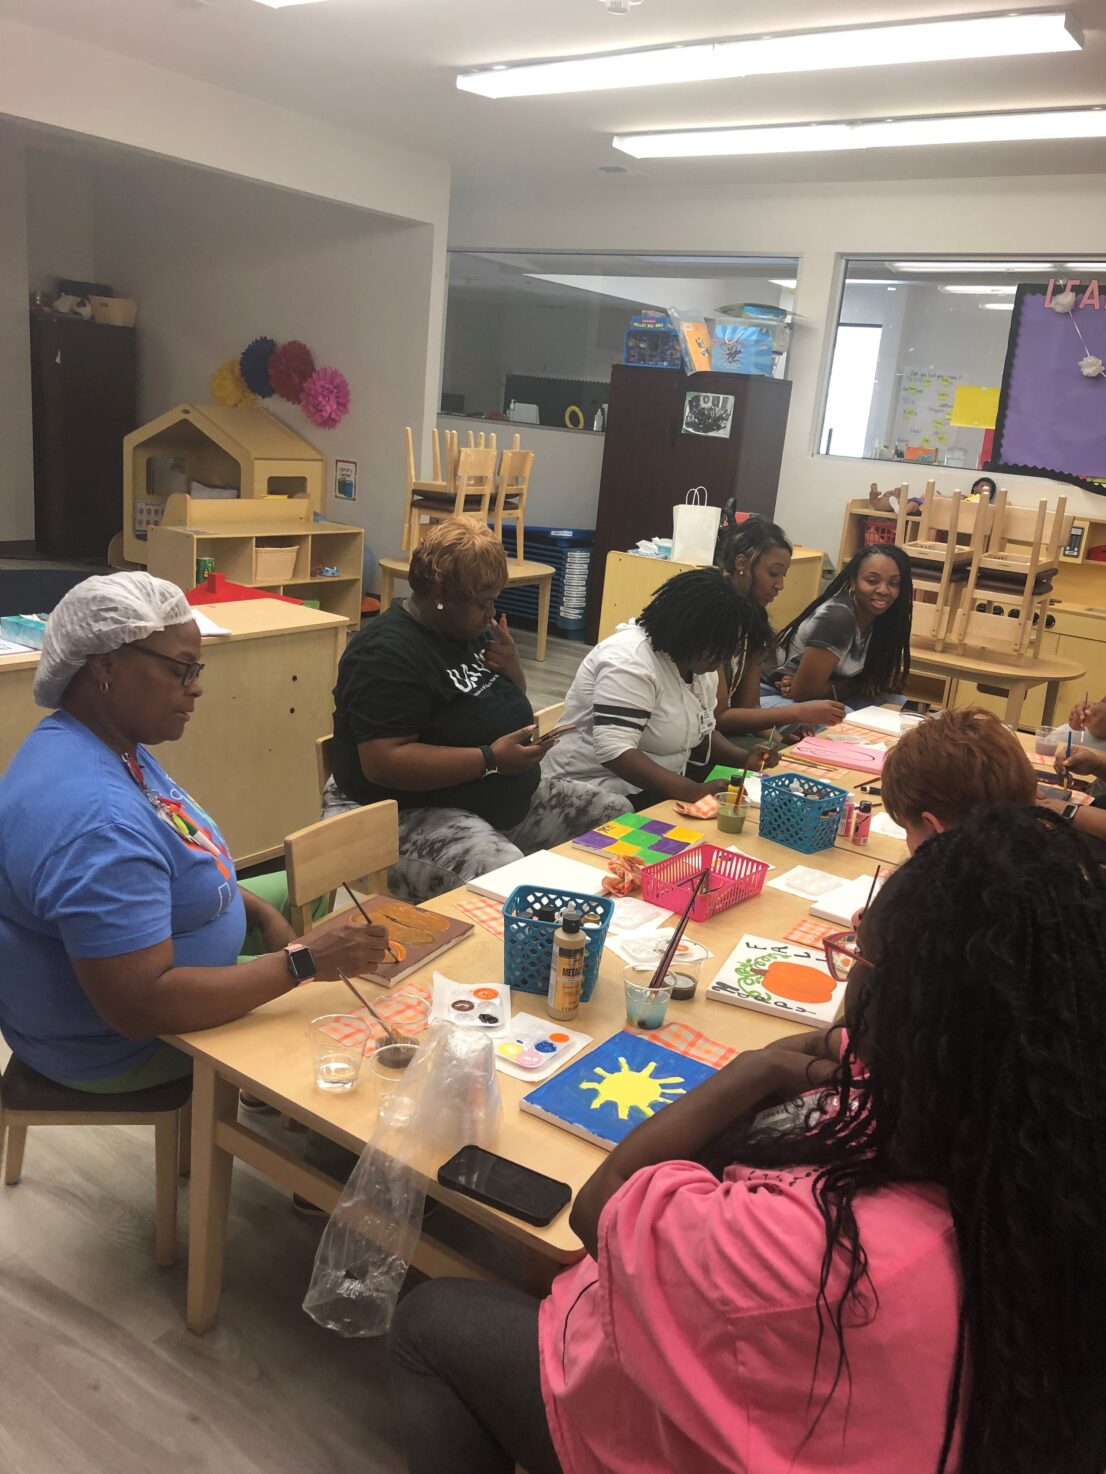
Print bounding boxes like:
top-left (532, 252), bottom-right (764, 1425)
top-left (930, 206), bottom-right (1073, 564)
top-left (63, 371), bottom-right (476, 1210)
top-left (129, 646), bottom-right (205, 687)
top-left (823, 930), bottom-right (864, 982)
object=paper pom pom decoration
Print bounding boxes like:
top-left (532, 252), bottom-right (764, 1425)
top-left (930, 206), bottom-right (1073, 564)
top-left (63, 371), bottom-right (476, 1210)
top-left (239, 336), bottom-right (277, 398)
top-left (211, 357), bottom-right (256, 408)
top-left (268, 339), bottom-right (316, 403)
top-left (300, 366), bottom-right (351, 430)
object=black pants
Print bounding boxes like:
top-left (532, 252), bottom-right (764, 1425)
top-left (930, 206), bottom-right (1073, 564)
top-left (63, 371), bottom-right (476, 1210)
top-left (390, 1279), bottom-right (563, 1474)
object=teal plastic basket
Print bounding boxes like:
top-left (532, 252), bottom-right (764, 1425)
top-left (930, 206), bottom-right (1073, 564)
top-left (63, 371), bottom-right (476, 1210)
top-left (758, 772), bottom-right (847, 854)
top-left (502, 886), bottom-right (614, 1000)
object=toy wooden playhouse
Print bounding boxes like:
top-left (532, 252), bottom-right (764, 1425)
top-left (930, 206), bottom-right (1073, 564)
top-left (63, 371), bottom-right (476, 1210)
top-left (124, 403), bottom-right (362, 626)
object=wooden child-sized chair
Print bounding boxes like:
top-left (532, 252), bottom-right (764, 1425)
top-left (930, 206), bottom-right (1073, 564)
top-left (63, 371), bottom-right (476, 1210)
top-left (405, 445), bottom-right (498, 551)
top-left (897, 485), bottom-right (992, 650)
top-left (953, 492), bottom-right (1071, 656)
top-left (0, 1057), bottom-right (192, 1267)
top-left (492, 448), bottom-right (535, 563)
top-left (284, 800), bottom-right (400, 936)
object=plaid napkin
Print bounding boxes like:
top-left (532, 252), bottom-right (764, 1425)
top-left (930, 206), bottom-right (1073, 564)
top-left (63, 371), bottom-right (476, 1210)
top-left (628, 1020), bottom-right (738, 1068)
top-left (674, 794), bottom-right (720, 819)
top-left (319, 983), bottom-right (432, 1045)
top-left (783, 918), bottom-right (843, 946)
top-left (456, 895), bottom-right (505, 940)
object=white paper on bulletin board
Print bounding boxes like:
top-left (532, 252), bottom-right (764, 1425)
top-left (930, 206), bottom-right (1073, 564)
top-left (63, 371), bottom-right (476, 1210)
top-left (890, 370), bottom-right (961, 457)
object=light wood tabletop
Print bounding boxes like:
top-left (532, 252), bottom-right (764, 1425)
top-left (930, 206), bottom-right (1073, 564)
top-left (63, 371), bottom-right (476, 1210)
top-left (172, 775), bottom-right (902, 1334)
top-left (909, 645), bottom-right (1085, 727)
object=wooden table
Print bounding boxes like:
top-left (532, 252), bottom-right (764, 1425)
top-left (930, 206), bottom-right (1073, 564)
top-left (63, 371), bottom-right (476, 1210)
top-left (378, 556), bottom-right (554, 661)
top-left (0, 599), bottom-right (347, 866)
top-left (597, 547), bottom-right (823, 644)
top-left (909, 645), bottom-right (1085, 727)
top-left (174, 801), bottom-right (893, 1334)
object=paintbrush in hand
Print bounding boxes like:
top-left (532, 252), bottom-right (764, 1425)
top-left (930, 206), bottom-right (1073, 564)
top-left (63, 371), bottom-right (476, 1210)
top-left (342, 882), bottom-right (398, 962)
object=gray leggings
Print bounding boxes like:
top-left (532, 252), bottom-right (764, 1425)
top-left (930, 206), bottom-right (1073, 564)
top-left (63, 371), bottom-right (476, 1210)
top-left (390, 1279), bottom-right (563, 1474)
top-left (322, 775), bottom-right (625, 904)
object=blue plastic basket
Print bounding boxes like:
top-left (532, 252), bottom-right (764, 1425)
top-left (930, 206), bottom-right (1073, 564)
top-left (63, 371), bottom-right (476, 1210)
top-left (758, 772), bottom-right (848, 854)
top-left (502, 886), bottom-right (615, 1001)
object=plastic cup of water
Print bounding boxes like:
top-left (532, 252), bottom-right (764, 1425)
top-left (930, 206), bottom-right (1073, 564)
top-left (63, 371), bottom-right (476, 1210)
top-left (1035, 725), bottom-right (1060, 757)
top-left (306, 1014), bottom-right (372, 1092)
top-left (623, 965), bottom-right (675, 1030)
top-left (369, 1042), bottom-right (420, 1101)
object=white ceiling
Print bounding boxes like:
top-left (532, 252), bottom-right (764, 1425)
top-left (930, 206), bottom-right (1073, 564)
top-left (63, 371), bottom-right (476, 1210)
top-left (7, 0), bottom-right (1106, 189)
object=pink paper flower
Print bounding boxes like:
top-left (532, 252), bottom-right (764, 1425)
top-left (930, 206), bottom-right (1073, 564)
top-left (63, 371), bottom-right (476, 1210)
top-left (300, 366), bottom-right (351, 430)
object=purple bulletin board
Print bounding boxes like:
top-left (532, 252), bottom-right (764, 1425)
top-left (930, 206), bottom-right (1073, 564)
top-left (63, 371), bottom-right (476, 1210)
top-left (991, 283), bottom-right (1106, 493)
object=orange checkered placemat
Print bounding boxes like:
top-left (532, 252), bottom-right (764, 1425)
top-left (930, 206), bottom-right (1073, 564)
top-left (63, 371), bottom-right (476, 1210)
top-left (783, 918), bottom-right (842, 946)
top-left (455, 895), bottom-right (506, 940)
top-left (626, 1020), bottom-right (738, 1068)
top-left (319, 983), bottom-right (432, 1045)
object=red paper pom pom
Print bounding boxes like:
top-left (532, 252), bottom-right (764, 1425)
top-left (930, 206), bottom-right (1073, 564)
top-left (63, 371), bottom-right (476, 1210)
top-left (300, 366), bottom-right (351, 430)
top-left (268, 340), bottom-right (315, 403)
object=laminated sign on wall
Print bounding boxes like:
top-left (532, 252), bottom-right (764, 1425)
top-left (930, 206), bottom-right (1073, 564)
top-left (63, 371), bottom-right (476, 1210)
top-left (889, 369), bottom-right (961, 460)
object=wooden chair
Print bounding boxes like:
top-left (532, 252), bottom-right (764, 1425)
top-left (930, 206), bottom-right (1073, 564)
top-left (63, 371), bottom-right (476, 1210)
top-left (953, 492), bottom-right (1071, 656)
top-left (0, 1058), bottom-right (192, 1267)
top-left (401, 427), bottom-right (463, 553)
top-left (492, 448), bottom-right (535, 564)
top-left (406, 445), bottom-right (498, 551)
top-left (897, 486), bottom-right (991, 650)
top-left (284, 800), bottom-right (400, 936)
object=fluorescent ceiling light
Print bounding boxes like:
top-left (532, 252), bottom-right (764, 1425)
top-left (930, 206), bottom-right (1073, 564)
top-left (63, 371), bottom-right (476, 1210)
top-left (770, 278), bottom-right (797, 289)
top-left (940, 284), bottom-right (1019, 294)
top-left (980, 302), bottom-right (1016, 310)
top-left (1063, 261), bottom-right (1106, 270)
top-left (459, 11), bottom-right (1080, 98)
top-left (892, 259), bottom-right (1057, 272)
top-left (252, 0), bottom-right (331, 8)
top-left (616, 108), bottom-right (1106, 159)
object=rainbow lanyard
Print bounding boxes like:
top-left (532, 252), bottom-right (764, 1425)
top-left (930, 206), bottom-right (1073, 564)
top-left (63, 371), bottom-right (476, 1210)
top-left (120, 751), bottom-right (224, 862)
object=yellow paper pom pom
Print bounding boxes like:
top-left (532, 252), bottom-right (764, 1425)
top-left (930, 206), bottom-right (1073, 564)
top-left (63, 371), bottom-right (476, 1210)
top-left (210, 358), bottom-right (256, 407)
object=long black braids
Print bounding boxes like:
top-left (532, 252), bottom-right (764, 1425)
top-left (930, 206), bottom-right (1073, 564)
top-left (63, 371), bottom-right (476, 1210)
top-left (776, 544), bottom-right (913, 699)
top-left (701, 806), bottom-right (1106, 1474)
top-left (637, 567), bottom-right (757, 672)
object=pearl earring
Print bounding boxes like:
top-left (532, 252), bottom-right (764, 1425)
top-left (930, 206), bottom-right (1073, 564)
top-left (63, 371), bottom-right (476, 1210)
top-left (99, 681), bottom-right (110, 694)
top-left (436, 603), bottom-right (444, 611)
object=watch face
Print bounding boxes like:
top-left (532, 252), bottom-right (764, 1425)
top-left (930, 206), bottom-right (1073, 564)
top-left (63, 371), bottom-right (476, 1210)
top-left (286, 946), bottom-right (315, 982)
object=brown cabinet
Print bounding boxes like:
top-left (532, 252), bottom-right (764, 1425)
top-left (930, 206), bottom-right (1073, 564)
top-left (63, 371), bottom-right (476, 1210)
top-left (30, 314), bottom-right (137, 560)
top-left (587, 365), bottom-right (791, 639)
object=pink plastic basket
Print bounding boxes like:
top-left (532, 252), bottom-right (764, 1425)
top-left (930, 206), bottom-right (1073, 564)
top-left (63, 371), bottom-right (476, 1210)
top-left (641, 843), bottom-right (769, 922)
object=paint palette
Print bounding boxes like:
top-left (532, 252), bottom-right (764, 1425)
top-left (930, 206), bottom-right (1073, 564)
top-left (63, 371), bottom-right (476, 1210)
top-left (430, 976), bottom-right (512, 1038)
top-left (494, 1015), bottom-right (592, 1082)
top-left (572, 812), bottom-right (705, 866)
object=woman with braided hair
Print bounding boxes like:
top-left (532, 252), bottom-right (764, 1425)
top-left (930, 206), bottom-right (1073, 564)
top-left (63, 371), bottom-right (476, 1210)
top-left (391, 805), bottom-right (1106, 1474)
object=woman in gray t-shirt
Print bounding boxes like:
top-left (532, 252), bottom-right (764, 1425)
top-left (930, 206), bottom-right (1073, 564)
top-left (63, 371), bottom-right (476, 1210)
top-left (765, 545), bottom-right (914, 708)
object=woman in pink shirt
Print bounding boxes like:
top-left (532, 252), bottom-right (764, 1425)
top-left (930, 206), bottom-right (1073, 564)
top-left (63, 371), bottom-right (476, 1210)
top-left (390, 806), bottom-right (1106, 1474)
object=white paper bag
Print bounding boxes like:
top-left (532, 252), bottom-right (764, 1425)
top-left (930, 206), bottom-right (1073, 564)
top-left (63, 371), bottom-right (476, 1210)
top-left (672, 486), bottom-right (722, 565)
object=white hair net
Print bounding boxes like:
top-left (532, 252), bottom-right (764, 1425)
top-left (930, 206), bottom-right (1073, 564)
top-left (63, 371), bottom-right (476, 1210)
top-left (33, 571), bottom-right (196, 709)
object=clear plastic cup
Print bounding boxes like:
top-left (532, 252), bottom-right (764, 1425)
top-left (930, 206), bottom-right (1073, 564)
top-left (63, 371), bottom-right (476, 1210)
top-left (623, 965), bottom-right (675, 1030)
top-left (1036, 725), bottom-right (1060, 757)
top-left (306, 1014), bottom-right (372, 1092)
top-left (368, 1041), bottom-right (420, 1100)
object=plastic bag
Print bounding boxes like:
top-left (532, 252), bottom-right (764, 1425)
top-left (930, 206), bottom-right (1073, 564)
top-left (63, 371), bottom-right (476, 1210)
top-left (302, 1022), bottom-right (501, 1337)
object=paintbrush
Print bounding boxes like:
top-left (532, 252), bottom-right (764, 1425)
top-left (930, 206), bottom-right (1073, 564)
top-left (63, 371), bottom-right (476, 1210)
top-left (336, 969), bottom-right (417, 1049)
top-left (342, 882), bottom-right (398, 962)
top-left (648, 869), bottom-right (709, 990)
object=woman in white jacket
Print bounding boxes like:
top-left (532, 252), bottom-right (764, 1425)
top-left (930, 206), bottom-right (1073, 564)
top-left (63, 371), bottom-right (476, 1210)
top-left (545, 569), bottom-right (757, 808)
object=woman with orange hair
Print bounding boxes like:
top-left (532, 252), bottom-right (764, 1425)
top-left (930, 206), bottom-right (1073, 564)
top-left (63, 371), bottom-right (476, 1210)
top-left (325, 519), bottom-right (622, 901)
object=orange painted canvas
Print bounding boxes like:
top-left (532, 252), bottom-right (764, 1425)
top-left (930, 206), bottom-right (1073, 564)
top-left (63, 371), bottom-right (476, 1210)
top-left (707, 934), bottom-right (846, 1024)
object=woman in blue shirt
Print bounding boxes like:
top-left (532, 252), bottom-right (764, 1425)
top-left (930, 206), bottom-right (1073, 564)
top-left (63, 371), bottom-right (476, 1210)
top-left (0, 573), bottom-right (385, 1092)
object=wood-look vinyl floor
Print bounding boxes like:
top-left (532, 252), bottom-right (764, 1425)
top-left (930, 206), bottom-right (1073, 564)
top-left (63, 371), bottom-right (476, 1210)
top-left (0, 1097), bottom-right (406, 1474)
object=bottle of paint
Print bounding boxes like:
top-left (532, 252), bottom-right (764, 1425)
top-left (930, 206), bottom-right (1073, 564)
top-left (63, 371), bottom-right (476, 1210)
top-left (853, 801), bottom-right (873, 846)
top-left (547, 907), bottom-right (586, 1020)
top-left (837, 795), bottom-right (856, 840)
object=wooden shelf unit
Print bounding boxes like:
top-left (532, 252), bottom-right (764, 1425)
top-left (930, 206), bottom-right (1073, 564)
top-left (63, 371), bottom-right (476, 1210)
top-left (147, 503), bottom-right (363, 628)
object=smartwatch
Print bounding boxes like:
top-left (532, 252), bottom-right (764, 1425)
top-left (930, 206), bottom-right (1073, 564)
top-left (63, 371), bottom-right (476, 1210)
top-left (1061, 800), bottom-right (1081, 823)
top-left (284, 942), bottom-right (317, 984)
top-left (479, 743), bottom-right (498, 779)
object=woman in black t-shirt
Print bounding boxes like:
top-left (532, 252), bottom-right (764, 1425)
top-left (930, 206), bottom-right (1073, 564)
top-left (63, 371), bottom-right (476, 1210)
top-left (325, 519), bottom-right (623, 902)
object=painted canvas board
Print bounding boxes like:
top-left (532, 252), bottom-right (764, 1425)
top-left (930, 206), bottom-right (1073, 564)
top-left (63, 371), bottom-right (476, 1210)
top-left (707, 934), bottom-right (845, 1024)
top-left (573, 813), bottom-right (704, 866)
top-left (521, 1031), bottom-right (715, 1149)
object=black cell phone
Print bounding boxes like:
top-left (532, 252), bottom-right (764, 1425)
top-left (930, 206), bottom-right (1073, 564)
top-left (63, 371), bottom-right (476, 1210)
top-left (437, 1145), bottom-right (571, 1227)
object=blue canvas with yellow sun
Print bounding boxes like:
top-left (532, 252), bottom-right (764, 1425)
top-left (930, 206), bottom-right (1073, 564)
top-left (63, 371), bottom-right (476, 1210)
top-left (521, 1031), bottom-right (716, 1149)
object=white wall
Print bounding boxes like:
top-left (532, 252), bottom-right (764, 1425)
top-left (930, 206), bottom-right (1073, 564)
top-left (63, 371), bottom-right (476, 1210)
top-left (0, 129), bottom-right (34, 542)
top-left (93, 154), bottom-right (437, 565)
top-left (437, 413), bottom-right (605, 530)
top-left (450, 171), bottom-right (1106, 561)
